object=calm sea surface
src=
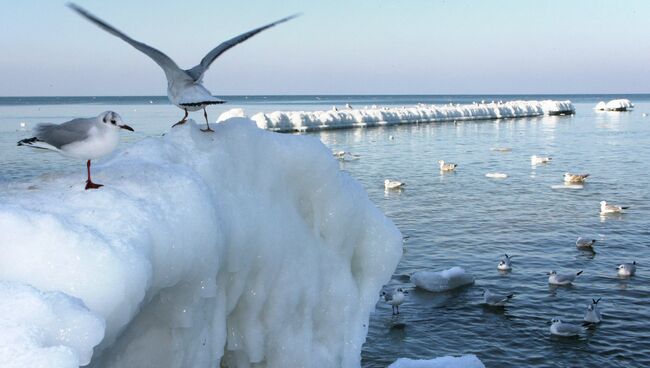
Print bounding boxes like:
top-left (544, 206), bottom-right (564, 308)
top-left (1, 95), bottom-right (649, 367)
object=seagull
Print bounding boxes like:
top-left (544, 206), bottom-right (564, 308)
top-left (497, 254), bottom-right (514, 271)
top-left (550, 318), bottom-right (582, 337)
top-left (575, 237), bottom-right (596, 250)
top-left (584, 298), bottom-right (602, 324)
top-left (548, 270), bottom-right (583, 285)
top-left (564, 173), bottom-right (589, 183)
top-left (332, 150), bottom-right (360, 161)
top-left (482, 288), bottom-right (514, 306)
top-left (69, 3), bottom-right (299, 132)
top-left (17, 111), bottom-right (134, 190)
top-left (438, 160), bottom-right (457, 171)
top-left (530, 155), bottom-right (552, 165)
top-left (617, 261), bottom-right (637, 277)
top-left (384, 179), bottom-right (405, 190)
top-left (380, 288), bottom-right (407, 315)
top-left (600, 201), bottom-right (629, 214)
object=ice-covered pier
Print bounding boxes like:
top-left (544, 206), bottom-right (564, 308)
top-left (252, 100), bottom-right (575, 132)
top-left (0, 118), bottom-right (402, 367)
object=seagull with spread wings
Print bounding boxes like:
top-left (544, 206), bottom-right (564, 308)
top-left (69, 3), bottom-right (299, 132)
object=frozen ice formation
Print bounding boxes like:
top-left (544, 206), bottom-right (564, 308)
top-left (0, 118), bottom-right (402, 367)
top-left (594, 99), bottom-right (634, 111)
top-left (388, 354), bottom-right (485, 368)
top-left (411, 267), bottom-right (475, 292)
top-left (0, 282), bottom-right (105, 367)
top-left (251, 100), bottom-right (575, 132)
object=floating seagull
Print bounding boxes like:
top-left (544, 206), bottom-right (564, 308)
top-left (384, 179), bottom-right (405, 190)
top-left (69, 3), bottom-right (299, 132)
top-left (380, 287), bottom-right (407, 315)
top-left (600, 201), bottom-right (629, 214)
top-left (17, 111), bottom-right (134, 190)
top-left (486, 172), bottom-right (508, 179)
top-left (584, 298), bottom-right (602, 324)
top-left (438, 160), bottom-right (457, 171)
top-left (332, 150), bottom-right (360, 161)
top-left (564, 173), bottom-right (589, 183)
top-left (617, 261), bottom-right (637, 277)
top-left (482, 288), bottom-right (514, 306)
top-left (548, 270), bottom-right (583, 285)
top-left (550, 318), bottom-right (582, 337)
top-left (531, 155), bottom-right (552, 165)
top-left (497, 254), bottom-right (514, 271)
top-left (575, 237), bottom-right (596, 250)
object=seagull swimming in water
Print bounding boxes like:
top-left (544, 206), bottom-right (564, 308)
top-left (564, 173), bottom-right (589, 183)
top-left (380, 288), bottom-right (407, 315)
top-left (531, 155), bottom-right (552, 165)
top-left (617, 261), bottom-right (637, 277)
top-left (17, 111), bottom-right (134, 190)
top-left (548, 270), bottom-right (583, 285)
top-left (69, 3), bottom-right (299, 132)
top-left (384, 179), bottom-right (405, 190)
top-left (438, 160), bottom-right (457, 171)
top-left (584, 298), bottom-right (602, 324)
top-left (497, 254), bottom-right (514, 271)
top-left (482, 288), bottom-right (514, 306)
top-left (600, 201), bottom-right (629, 214)
top-left (575, 237), bottom-right (597, 250)
top-left (550, 318), bottom-right (582, 337)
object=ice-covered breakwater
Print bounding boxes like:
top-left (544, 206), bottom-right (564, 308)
top-left (0, 118), bottom-right (402, 367)
top-left (252, 100), bottom-right (575, 132)
top-left (595, 99), bottom-right (634, 111)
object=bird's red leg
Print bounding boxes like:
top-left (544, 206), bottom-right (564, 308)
top-left (85, 160), bottom-right (103, 190)
top-left (200, 107), bottom-right (214, 132)
top-left (172, 109), bottom-right (189, 128)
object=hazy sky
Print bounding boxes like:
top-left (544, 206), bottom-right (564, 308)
top-left (2, 0), bottom-right (649, 96)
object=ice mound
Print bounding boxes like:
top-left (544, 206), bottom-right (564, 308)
top-left (0, 118), bottom-right (402, 367)
top-left (0, 282), bottom-right (105, 367)
top-left (389, 355), bottom-right (485, 368)
top-left (251, 100), bottom-right (575, 132)
top-left (595, 99), bottom-right (634, 111)
top-left (411, 267), bottom-right (475, 292)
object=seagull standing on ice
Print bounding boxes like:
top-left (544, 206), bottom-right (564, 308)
top-left (548, 270), bottom-right (583, 285)
top-left (550, 318), bottom-right (582, 337)
top-left (600, 201), bottom-right (629, 214)
top-left (575, 237), bottom-right (596, 250)
top-left (438, 160), bottom-right (457, 171)
top-left (69, 3), bottom-right (299, 132)
top-left (17, 111), bottom-right (134, 190)
top-left (617, 261), bottom-right (637, 277)
top-left (564, 173), bottom-right (589, 183)
top-left (584, 298), bottom-right (602, 324)
top-left (380, 288), bottom-right (407, 315)
top-left (482, 288), bottom-right (514, 306)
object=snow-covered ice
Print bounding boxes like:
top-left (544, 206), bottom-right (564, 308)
top-left (251, 100), bottom-right (575, 132)
top-left (0, 118), bottom-right (402, 367)
top-left (595, 99), bottom-right (634, 111)
top-left (411, 267), bottom-right (475, 292)
top-left (388, 354), bottom-right (485, 368)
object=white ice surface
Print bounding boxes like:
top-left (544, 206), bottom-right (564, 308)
top-left (0, 118), bottom-right (402, 367)
top-left (411, 267), bottom-right (475, 292)
top-left (388, 355), bottom-right (485, 368)
top-left (0, 282), bottom-right (105, 367)
top-left (595, 99), bottom-right (634, 111)
top-left (251, 100), bottom-right (575, 132)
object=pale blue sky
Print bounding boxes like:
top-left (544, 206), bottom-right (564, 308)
top-left (1, 0), bottom-right (649, 96)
